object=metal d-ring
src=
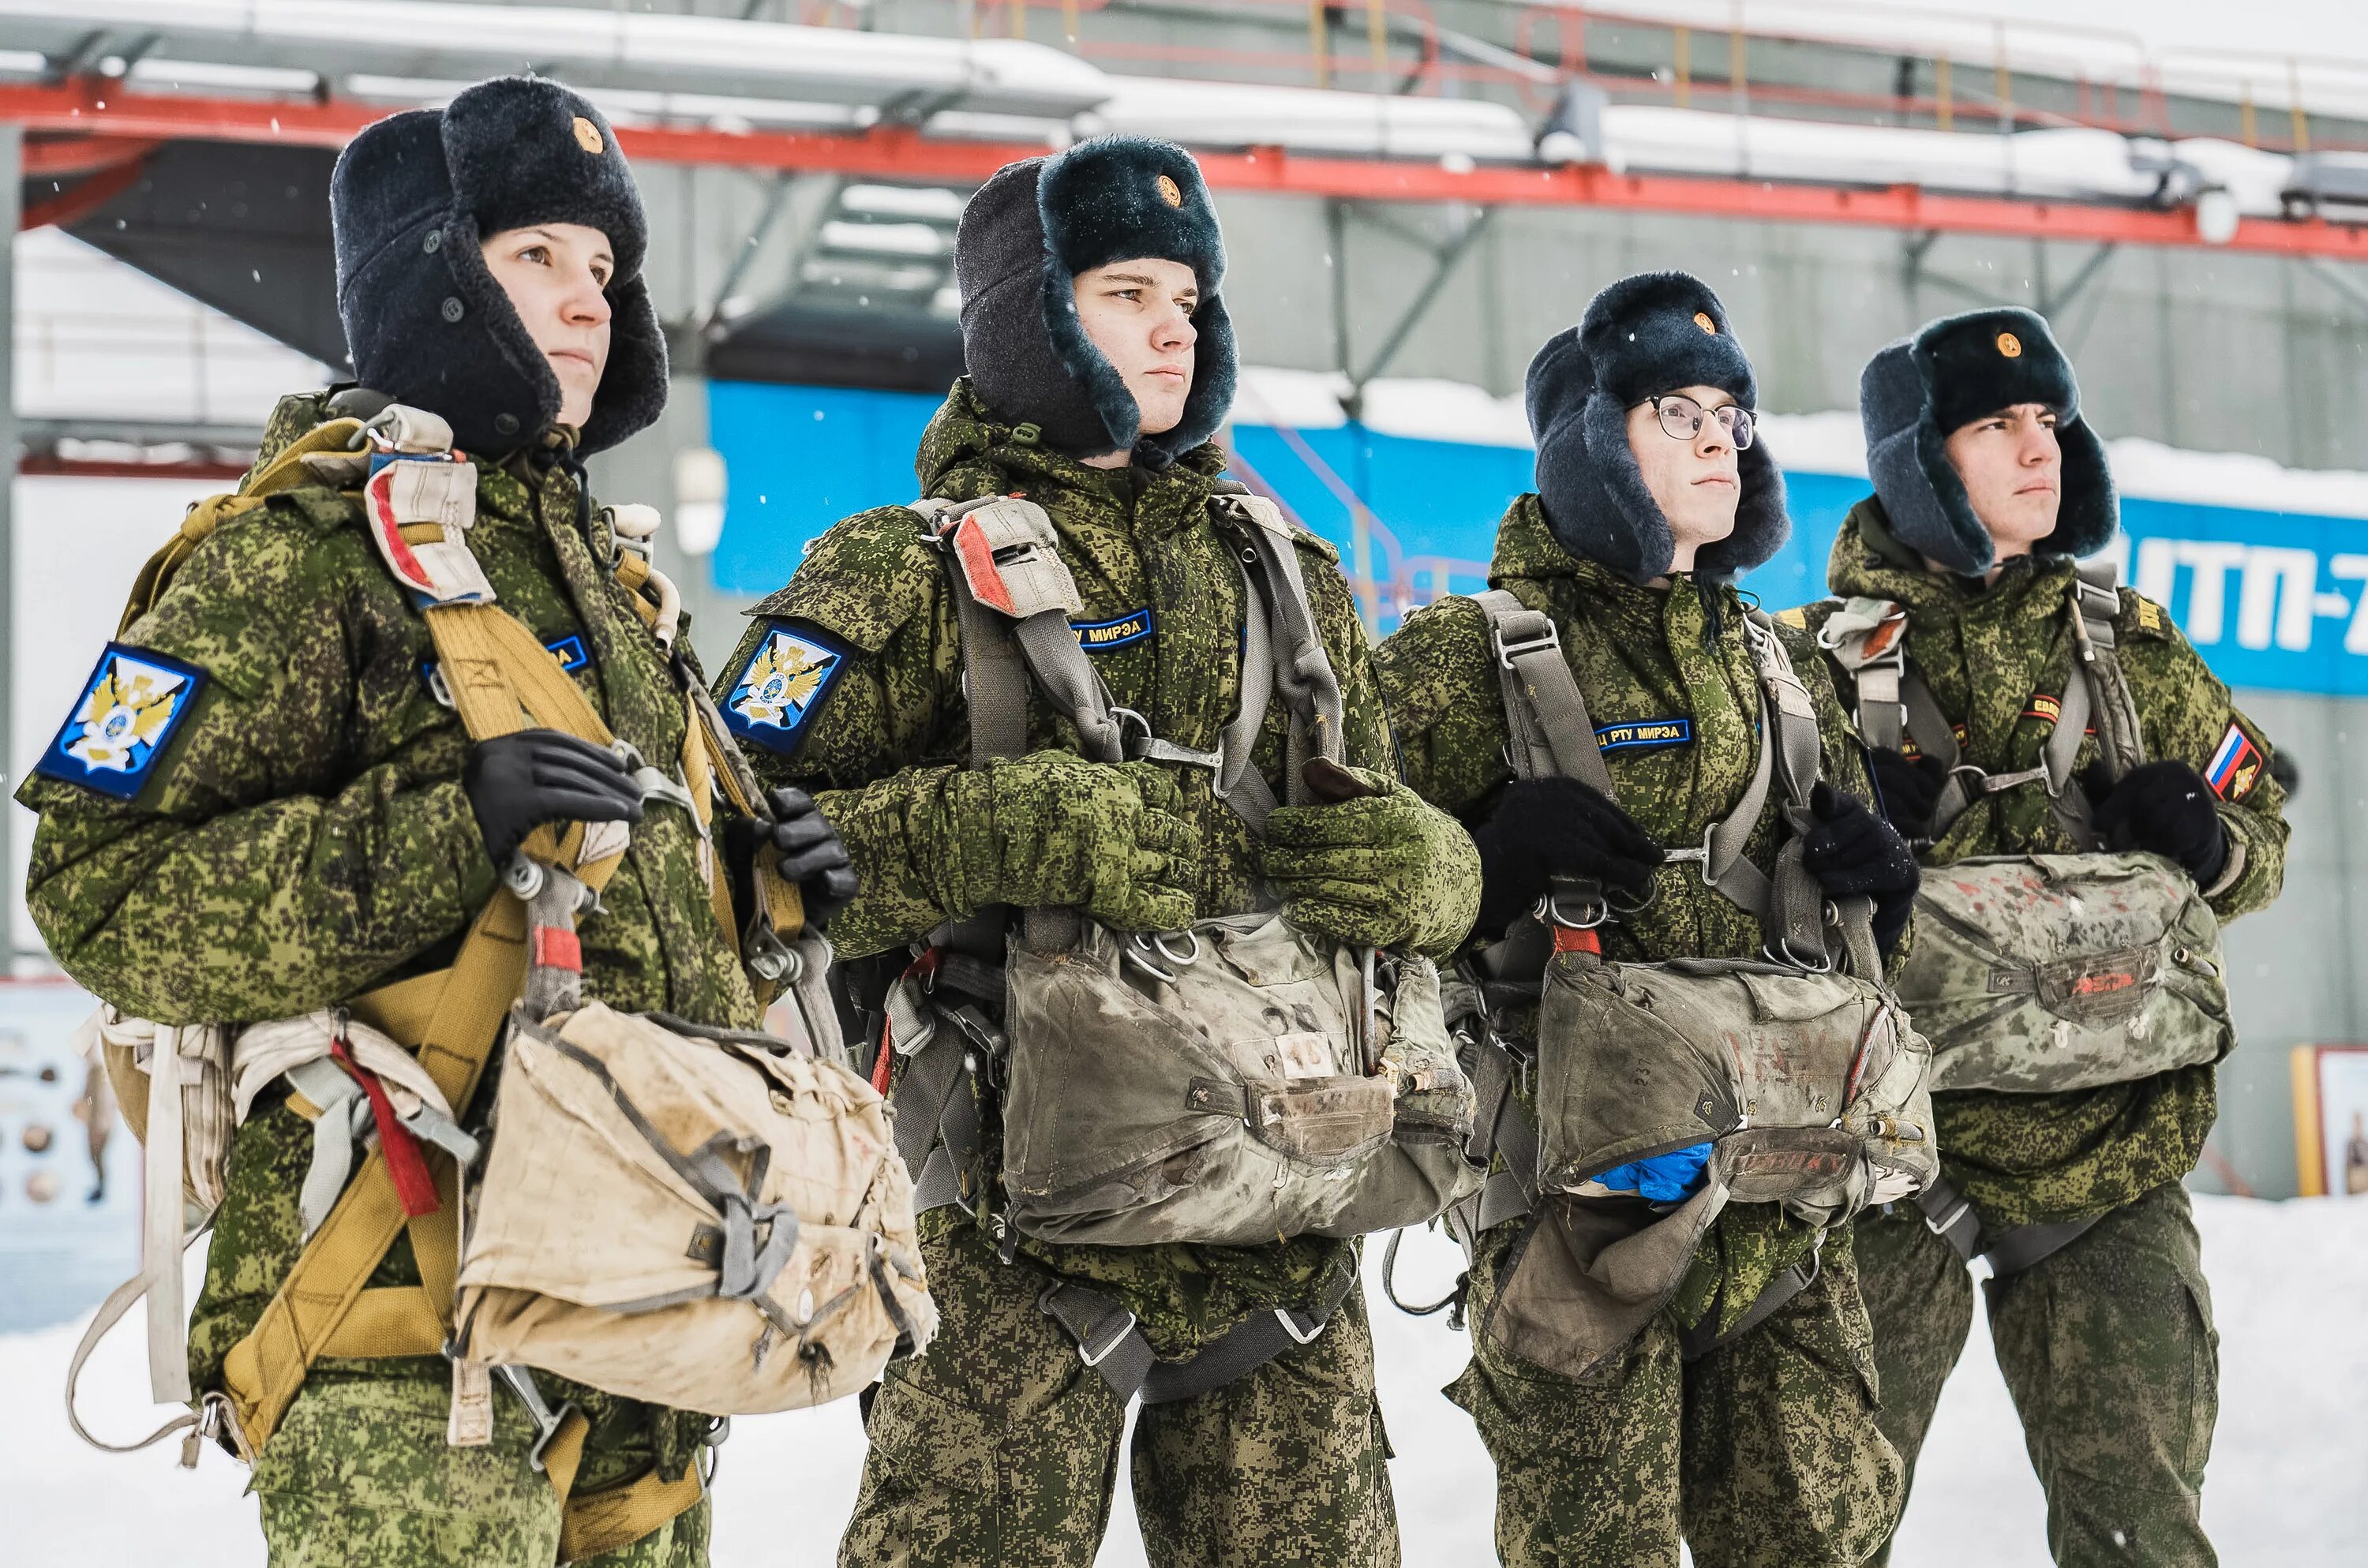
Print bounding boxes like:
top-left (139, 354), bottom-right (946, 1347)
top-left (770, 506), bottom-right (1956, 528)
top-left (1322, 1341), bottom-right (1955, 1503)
top-left (1123, 934), bottom-right (1178, 986)
top-left (1150, 928), bottom-right (1203, 968)
top-left (1764, 936), bottom-right (1835, 973)
top-left (1538, 886), bottom-right (1608, 930)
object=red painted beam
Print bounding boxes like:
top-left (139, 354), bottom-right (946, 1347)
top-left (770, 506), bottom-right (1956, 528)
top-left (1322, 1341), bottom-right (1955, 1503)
top-left (19, 454), bottom-right (250, 481)
top-left (6, 78), bottom-right (2366, 260)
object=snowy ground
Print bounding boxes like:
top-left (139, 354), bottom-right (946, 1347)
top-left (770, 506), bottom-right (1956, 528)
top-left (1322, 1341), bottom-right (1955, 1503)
top-left (4, 1194), bottom-right (2363, 1566)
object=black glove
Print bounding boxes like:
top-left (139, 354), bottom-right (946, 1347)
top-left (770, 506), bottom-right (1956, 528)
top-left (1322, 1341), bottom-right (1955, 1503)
top-left (2089, 761), bottom-right (2227, 886)
top-left (1470, 777), bottom-right (1665, 935)
top-left (1866, 745), bottom-right (1950, 841)
top-left (760, 786), bottom-right (860, 930)
top-left (463, 729), bottom-right (643, 868)
top-left (1799, 781), bottom-right (1920, 956)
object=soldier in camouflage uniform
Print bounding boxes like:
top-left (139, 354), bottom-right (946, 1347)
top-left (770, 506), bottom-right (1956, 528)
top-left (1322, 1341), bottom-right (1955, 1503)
top-left (1376, 273), bottom-right (1918, 1566)
top-left (17, 80), bottom-right (855, 1567)
top-left (1792, 308), bottom-right (2287, 1568)
top-left (714, 138), bottom-right (1479, 1567)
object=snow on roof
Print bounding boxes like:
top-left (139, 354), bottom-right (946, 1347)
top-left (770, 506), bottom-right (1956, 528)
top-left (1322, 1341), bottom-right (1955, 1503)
top-left (1236, 366), bottom-right (2368, 520)
top-left (1572, 1), bottom-right (2368, 116)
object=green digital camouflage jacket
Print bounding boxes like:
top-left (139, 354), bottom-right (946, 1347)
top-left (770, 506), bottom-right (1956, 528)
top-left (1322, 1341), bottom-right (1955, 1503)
top-left (1376, 492), bottom-right (1894, 1336)
top-left (17, 391), bottom-right (759, 1480)
top-left (716, 379), bottom-right (1423, 1357)
top-left (1792, 496), bottom-right (2287, 1228)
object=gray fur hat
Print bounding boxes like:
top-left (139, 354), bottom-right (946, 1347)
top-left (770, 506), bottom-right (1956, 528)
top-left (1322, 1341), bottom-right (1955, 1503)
top-left (331, 77), bottom-right (665, 457)
top-left (955, 136), bottom-right (1235, 467)
top-left (1524, 271), bottom-right (1787, 584)
top-left (1860, 306), bottom-right (2117, 574)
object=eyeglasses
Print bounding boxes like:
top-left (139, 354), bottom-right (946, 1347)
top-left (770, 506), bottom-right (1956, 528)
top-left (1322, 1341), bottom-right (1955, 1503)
top-left (1642, 393), bottom-right (1755, 451)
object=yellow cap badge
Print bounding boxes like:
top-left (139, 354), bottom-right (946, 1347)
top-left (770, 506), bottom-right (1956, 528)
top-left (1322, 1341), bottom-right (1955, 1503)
top-left (1693, 311), bottom-right (1717, 334)
top-left (1155, 174), bottom-right (1183, 208)
top-left (1996, 330), bottom-right (2023, 358)
top-left (572, 116), bottom-right (605, 155)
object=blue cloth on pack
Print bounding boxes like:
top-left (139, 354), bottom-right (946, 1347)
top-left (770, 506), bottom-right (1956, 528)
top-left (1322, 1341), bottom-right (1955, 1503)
top-left (1589, 1141), bottom-right (1715, 1203)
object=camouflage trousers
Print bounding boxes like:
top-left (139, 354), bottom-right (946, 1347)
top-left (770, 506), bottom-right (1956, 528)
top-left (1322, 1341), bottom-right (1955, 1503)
top-left (1856, 1181), bottom-right (2219, 1568)
top-left (249, 1372), bottom-right (708, 1568)
top-left (839, 1220), bottom-right (1398, 1567)
top-left (1447, 1221), bottom-right (1902, 1567)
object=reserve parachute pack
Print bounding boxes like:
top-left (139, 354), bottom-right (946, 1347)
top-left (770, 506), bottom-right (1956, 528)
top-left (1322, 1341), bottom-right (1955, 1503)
top-left (68, 403), bottom-right (933, 1561)
top-left (1817, 563), bottom-right (2235, 1101)
top-left (1435, 590), bottom-right (1935, 1380)
top-left (879, 485), bottom-right (1478, 1403)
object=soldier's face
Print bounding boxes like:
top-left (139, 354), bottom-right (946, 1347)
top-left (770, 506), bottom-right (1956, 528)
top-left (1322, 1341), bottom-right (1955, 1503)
top-left (1625, 384), bottom-right (1741, 572)
top-left (1072, 258), bottom-right (1199, 442)
top-left (481, 223), bottom-right (615, 431)
top-left (1943, 402), bottom-right (2062, 560)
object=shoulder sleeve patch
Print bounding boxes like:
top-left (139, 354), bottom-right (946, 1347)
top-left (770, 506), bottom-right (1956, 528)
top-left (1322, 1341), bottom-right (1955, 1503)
top-left (2204, 721), bottom-right (2265, 802)
top-left (33, 643), bottom-right (208, 799)
top-left (721, 621), bottom-right (852, 755)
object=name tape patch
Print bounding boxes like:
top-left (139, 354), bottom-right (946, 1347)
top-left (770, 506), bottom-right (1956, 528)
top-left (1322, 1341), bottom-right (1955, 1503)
top-left (34, 643), bottom-right (208, 799)
top-left (1072, 607), bottom-right (1155, 653)
top-left (1595, 717), bottom-right (1692, 753)
top-left (724, 623), bottom-right (849, 754)
top-left (2205, 721), bottom-right (2262, 801)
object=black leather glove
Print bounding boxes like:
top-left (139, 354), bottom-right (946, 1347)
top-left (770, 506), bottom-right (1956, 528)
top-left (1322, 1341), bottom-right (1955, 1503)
top-left (1800, 781), bottom-right (1920, 956)
top-left (462, 729), bottom-right (643, 869)
top-left (758, 786), bottom-right (860, 930)
top-left (2089, 761), bottom-right (2227, 885)
top-left (1470, 777), bottom-right (1665, 935)
top-left (1866, 745), bottom-right (1950, 841)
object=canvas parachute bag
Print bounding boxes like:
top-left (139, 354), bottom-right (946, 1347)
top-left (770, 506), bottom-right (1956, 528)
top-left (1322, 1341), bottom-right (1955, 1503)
top-left (877, 485), bottom-right (1478, 1405)
top-left (1819, 565), bottom-right (2235, 1273)
top-left (66, 406), bottom-right (932, 1563)
top-left (1442, 589), bottom-right (1938, 1381)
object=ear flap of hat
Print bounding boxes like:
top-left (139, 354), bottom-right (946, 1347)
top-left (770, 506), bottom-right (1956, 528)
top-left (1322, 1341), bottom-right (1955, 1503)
top-left (1040, 250), bottom-right (1142, 455)
top-left (1532, 387), bottom-right (1673, 584)
top-left (1860, 337), bottom-right (1995, 575)
top-left (579, 275), bottom-right (669, 455)
top-left (2048, 417), bottom-right (2119, 559)
top-left (1695, 436), bottom-right (1789, 579)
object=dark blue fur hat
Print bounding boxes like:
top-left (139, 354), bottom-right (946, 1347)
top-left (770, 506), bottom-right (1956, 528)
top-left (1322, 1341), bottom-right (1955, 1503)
top-left (1525, 271), bottom-right (1787, 584)
top-left (956, 136), bottom-right (1235, 467)
top-left (1860, 306), bottom-right (2117, 574)
top-left (332, 77), bottom-right (665, 457)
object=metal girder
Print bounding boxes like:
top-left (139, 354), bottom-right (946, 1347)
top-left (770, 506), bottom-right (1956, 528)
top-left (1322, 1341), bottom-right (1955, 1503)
top-left (1352, 207), bottom-right (1494, 387)
top-left (12, 81), bottom-right (2368, 261)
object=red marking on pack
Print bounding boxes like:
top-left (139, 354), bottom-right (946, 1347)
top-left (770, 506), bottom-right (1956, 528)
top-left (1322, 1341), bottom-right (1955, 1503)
top-left (2073, 969), bottom-right (2138, 997)
top-left (1863, 615), bottom-right (1907, 660)
top-left (951, 515), bottom-right (1017, 616)
top-left (1552, 925), bottom-right (1602, 956)
top-left (531, 926), bottom-right (583, 973)
top-left (365, 466), bottom-right (432, 592)
top-left (331, 1040), bottom-right (440, 1218)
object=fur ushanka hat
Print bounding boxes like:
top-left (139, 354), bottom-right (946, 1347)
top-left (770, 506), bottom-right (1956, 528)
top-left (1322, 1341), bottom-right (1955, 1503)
top-left (1525, 271), bottom-right (1787, 584)
top-left (955, 136), bottom-right (1236, 466)
top-left (1860, 306), bottom-right (2117, 575)
top-left (331, 77), bottom-right (665, 457)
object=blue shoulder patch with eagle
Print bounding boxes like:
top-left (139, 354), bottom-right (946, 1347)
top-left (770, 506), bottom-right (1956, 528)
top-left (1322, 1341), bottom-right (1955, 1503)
top-left (722, 622), bottom-right (851, 754)
top-left (33, 642), bottom-right (208, 799)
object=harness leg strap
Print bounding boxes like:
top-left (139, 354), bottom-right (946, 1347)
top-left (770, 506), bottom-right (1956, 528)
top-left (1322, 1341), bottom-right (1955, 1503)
top-left (1036, 1267), bottom-right (1358, 1408)
top-left (1678, 1249), bottom-right (1820, 1362)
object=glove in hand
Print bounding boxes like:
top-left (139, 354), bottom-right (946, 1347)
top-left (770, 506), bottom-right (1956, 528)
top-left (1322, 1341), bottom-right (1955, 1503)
top-left (751, 787), bottom-right (860, 930)
top-left (1866, 746), bottom-right (1950, 841)
top-left (1799, 781), bottom-right (1920, 956)
top-left (463, 729), bottom-right (643, 868)
top-left (1469, 777), bottom-right (1665, 936)
top-left (931, 752), bottom-right (1201, 933)
top-left (1262, 765), bottom-right (1482, 955)
top-left (2089, 761), bottom-right (2227, 885)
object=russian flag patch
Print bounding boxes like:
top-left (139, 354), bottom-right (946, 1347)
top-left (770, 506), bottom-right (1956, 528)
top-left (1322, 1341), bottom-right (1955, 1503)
top-left (2204, 723), bottom-right (2263, 802)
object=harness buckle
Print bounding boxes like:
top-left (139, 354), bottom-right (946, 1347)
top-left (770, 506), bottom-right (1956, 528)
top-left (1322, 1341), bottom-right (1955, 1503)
top-left (1662, 826), bottom-right (1720, 885)
top-left (1491, 617), bottom-right (1561, 671)
top-left (1073, 1305), bottom-right (1140, 1368)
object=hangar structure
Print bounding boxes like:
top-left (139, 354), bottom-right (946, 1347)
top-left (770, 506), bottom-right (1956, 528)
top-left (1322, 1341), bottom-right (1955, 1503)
top-left (1, 0), bottom-right (2365, 1195)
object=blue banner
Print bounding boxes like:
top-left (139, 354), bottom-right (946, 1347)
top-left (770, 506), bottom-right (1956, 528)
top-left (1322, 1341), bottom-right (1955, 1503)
top-left (710, 381), bottom-right (2368, 699)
